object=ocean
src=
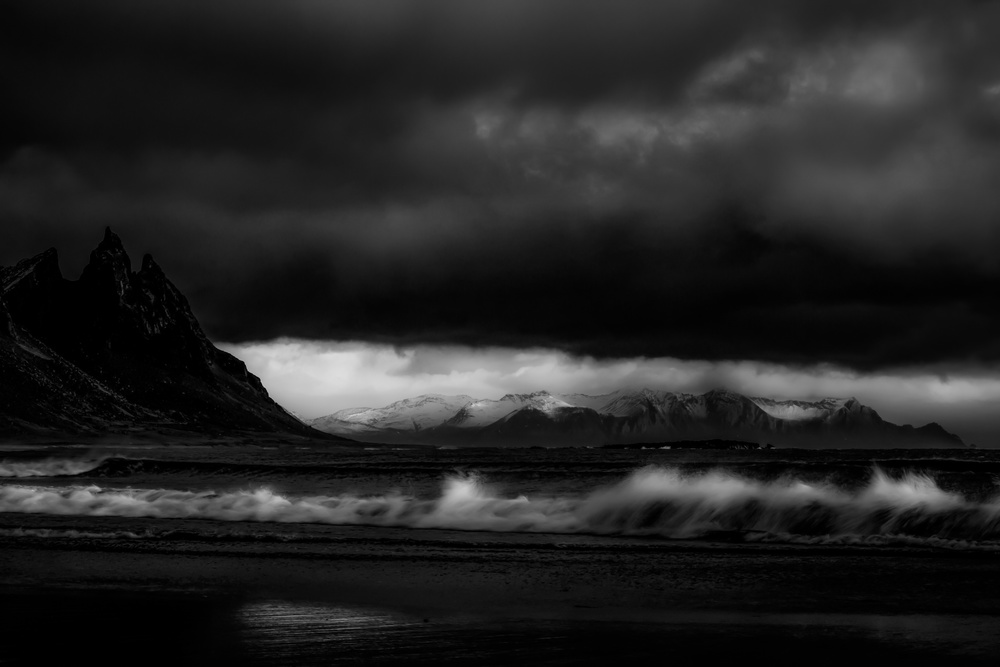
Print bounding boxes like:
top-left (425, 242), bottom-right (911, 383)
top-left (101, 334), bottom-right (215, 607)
top-left (2, 444), bottom-right (999, 664)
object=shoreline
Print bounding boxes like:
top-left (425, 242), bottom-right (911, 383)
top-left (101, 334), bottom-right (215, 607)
top-left (3, 539), bottom-right (1000, 664)
top-left (4, 526), bottom-right (1000, 618)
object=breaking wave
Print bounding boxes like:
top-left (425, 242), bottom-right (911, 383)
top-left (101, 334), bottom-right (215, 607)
top-left (0, 457), bottom-right (109, 478)
top-left (2, 467), bottom-right (999, 548)
top-left (0, 527), bottom-right (147, 540)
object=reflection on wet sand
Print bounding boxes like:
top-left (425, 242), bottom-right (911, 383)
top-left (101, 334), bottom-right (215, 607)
top-left (6, 590), bottom-right (997, 665)
top-left (235, 600), bottom-right (1000, 665)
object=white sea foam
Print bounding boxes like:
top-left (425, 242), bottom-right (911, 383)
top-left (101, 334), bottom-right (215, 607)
top-left (0, 457), bottom-right (108, 478)
top-left (0, 527), bottom-right (145, 540)
top-left (1, 467), bottom-right (998, 545)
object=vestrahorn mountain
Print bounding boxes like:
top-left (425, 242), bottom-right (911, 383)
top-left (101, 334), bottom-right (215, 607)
top-left (0, 228), bottom-right (338, 442)
top-left (309, 388), bottom-right (965, 448)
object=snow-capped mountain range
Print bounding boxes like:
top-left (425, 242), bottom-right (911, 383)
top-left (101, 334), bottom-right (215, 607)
top-left (308, 389), bottom-right (964, 448)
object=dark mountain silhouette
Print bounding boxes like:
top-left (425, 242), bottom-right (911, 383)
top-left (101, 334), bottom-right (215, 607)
top-left (0, 228), bottom-right (339, 441)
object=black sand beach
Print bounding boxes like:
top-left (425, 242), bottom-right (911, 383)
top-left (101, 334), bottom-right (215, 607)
top-left (3, 516), bottom-right (1000, 664)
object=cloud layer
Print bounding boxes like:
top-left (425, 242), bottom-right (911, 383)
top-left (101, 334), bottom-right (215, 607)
top-left (4, 1), bottom-right (1000, 370)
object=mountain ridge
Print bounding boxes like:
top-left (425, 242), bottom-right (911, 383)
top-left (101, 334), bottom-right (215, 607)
top-left (308, 388), bottom-right (965, 448)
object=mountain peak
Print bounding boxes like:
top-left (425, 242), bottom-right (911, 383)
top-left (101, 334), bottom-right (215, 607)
top-left (80, 226), bottom-right (132, 298)
top-left (139, 253), bottom-right (162, 276)
top-left (1, 247), bottom-right (62, 298)
top-left (92, 227), bottom-right (129, 263)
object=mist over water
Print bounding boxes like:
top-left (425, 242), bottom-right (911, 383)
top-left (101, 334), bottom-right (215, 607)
top-left (2, 462), bottom-right (999, 549)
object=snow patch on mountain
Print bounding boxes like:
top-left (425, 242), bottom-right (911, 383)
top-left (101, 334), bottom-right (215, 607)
top-left (313, 394), bottom-right (475, 432)
top-left (750, 397), bottom-right (851, 421)
top-left (445, 391), bottom-right (573, 428)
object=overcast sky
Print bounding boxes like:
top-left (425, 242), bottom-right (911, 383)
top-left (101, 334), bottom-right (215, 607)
top-left (4, 1), bottom-right (1000, 443)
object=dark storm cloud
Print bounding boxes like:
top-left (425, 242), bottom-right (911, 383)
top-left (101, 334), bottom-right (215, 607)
top-left (4, 0), bottom-right (1000, 369)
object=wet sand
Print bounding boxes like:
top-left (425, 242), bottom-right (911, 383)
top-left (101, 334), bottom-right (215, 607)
top-left (2, 524), bottom-right (1000, 664)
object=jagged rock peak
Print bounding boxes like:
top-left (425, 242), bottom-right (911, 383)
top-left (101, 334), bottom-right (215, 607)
top-left (139, 253), bottom-right (162, 276)
top-left (1, 247), bottom-right (62, 295)
top-left (25, 246), bottom-right (59, 268)
top-left (99, 226), bottom-right (124, 249)
top-left (80, 226), bottom-right (132, 297)
top-left (92, 226), bottom-right (129, 262)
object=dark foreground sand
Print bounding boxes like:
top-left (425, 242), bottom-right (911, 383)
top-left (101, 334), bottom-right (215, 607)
top-left (2, 523), bottom-right (1000, 665)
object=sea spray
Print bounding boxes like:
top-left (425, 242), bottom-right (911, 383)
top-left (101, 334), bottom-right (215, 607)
top-left (2, 467), bottom-right (1000, 546)
top-left (0, 457), bottom-right (110, 478)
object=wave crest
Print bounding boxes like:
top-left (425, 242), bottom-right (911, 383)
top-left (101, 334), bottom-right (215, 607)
top-left (0, 457), bottom-right (109, 478)
top-left (2, 467), bottom-right (999, 547)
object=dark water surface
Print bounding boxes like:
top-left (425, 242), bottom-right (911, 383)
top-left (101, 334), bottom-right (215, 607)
top-left (2, 445), bottom-right (1000, 664)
